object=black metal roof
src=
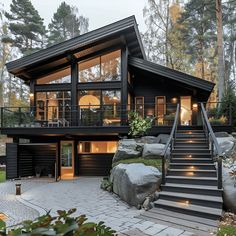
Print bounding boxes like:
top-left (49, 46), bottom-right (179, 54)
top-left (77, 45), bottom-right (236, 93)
top-left (6, 16), bottom-right (146, 81)
top-left (128, 57), bottom-right (215, 93)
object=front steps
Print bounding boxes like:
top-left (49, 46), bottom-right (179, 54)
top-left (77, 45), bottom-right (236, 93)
top-left (154, 128), bottom-right (223, 221)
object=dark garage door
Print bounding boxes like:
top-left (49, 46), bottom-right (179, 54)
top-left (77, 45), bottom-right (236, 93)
top-left (78, 154), bottom-right (113, 176)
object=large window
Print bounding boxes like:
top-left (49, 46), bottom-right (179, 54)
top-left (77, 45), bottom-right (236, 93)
top-left (36, 91), bottom-right (71, 125)
top-left (37, 67), bottom-right (71, 84)
top-left (78, 141), bottom-right (118, 153)
top-left (78, 89), bottom-right (121, 126)
top-left (78, 50), bottom-right (121, 83)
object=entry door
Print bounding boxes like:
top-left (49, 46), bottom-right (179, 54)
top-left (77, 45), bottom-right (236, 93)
top-left (155, 96), bottom-right (166, 125)
top-left (61, 141), bottom-right (74, 179)
top-left (180, 96), bottom-right (192, 125)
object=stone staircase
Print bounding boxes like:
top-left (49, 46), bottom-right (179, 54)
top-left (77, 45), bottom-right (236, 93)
top-left (154, 128), bottom-right (223, 221)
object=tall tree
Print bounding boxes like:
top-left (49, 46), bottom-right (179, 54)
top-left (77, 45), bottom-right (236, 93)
top-left (143, 0), bottom-right (190, 72)
top-left (5, 0), bottom-right (46, 55)
top-left (216, 0), bottom-right (225, 101)
top-left (47, 2), bottom-right (89, 46)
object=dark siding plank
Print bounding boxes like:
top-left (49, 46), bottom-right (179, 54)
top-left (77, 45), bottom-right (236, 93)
top-left (6, 143), bottom-right (18, 179)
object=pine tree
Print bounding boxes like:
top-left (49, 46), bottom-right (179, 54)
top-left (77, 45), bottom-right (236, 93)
top-left (5, 0), bottom-right (46, 55)
top-left (47, 2), bottom-right (89, 46)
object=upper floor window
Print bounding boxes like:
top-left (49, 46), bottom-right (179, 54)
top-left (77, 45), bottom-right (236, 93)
top-left (78, 50), bottom-right (121, 83)
top-left (37, 67), bottom-right (71, 84)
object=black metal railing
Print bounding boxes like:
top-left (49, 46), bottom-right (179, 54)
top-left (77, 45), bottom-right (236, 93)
top-left (0, 103), bottom-right (178, 128)
top-left (161, 103), bottom-right (180, 185)
top-left (200, 103), bottom-right (223, 189)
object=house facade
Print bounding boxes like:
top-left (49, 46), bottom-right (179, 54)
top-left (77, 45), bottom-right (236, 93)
top-left (0, 16), bottom-right (229, 180)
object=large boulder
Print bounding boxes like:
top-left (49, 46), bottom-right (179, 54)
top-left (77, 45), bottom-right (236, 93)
top-left (110, 163), bottom-right (161, 206)
top-left (113, 139), bottom-right (141, 163)
top-left (156, 134), bottom-right (170, 144)
top-left (136, 136), bottom-right (159, 144)
top-left (215, 132), bottom-right (232, 138)
top-left (142, 143), bottom-right (165, 159)
top-left (216, 135), bottom-right (235, 155)
top-left (223, 166), bottom-right (236, 213)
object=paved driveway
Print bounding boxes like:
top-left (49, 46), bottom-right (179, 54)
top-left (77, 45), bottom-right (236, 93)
top-left (0, 178), bottom-right (194, 236)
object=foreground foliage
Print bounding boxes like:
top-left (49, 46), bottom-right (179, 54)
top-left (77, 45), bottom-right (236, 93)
top-left (0, 171), bottom-right (5, 183)
top-left (217, 225), bottom-right (236, 236)
top-left (112, 158), bottom-right (161, 170)
top-left (0, 209), bottom-right (116, 236)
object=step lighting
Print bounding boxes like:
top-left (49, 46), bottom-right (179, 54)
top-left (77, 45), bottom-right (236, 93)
top-left (190, 166), bottom-right (195, 169)
top-left (188, 155), bottom-right (192, 158)
top-left (188, 132), bottom-right (192, 134)
top-left (187, 172), bottom-right (194, 176)
top-left (188, 140), bottom-right (193, 143)
top-left (178, 200), bottom-right (190, 206)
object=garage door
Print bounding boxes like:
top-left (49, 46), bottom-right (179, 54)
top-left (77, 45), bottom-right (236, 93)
top-left (78, 154), bottom-right (113, 176)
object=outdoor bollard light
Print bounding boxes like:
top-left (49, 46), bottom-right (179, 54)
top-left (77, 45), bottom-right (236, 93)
top-left (15, 183), bottom-right (21, 195)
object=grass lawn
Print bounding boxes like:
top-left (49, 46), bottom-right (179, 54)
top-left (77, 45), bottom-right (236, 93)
top-left (112, 158), bottom-right (162, 169)
top-left (0, 170), bottom-right (6, 183)
top-left (217, 225), bottom-right (236, 236)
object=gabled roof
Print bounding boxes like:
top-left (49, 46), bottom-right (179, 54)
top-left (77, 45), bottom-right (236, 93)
top-left (6, 16), bottom-right (146, 81)
top-left (128, 57), bottom-right (215, 93)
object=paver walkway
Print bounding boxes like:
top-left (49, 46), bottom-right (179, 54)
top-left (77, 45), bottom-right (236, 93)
top-left (0, 177), bottom-right (206, 235)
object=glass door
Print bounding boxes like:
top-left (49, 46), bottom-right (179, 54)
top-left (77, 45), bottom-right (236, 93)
top-left (155, 96), bottom-right (166, 125)
top-left (180, 96), bottom-right (192, 125)
top-left (61, 141), bottom-right (74, 179)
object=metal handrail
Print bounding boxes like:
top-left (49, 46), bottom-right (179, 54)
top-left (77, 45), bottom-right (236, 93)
top-left (200, 103), bottom-right (223, 189)
top-left (161, 103), bottom-right (180, 185)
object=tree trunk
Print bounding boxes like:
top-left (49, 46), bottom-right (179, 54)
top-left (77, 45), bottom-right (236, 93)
top-left (216, 0), bottom-right (225, 102)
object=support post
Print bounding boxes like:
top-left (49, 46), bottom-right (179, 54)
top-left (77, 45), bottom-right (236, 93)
top-left (71, 58), bottom-right (78, 126)
top-left (218, 156), bottom-right (223, 189)
top-left (162, 156), bottom-right (166, 185)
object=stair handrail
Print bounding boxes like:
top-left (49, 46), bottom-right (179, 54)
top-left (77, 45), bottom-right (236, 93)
top-left (161, 103), bottom-right (180, 185)
top-left (200, 103), bottom-right (223, 189)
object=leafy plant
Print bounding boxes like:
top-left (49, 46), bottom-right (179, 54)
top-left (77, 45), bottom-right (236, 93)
top-left (100, 178), bottom-right (113, 192)
top-left (209, 115), bottom-right (227, 125)
top-left (217, 225), bottom-right (236, 236)
top-left (128, 112), bottom-right (154, 137)
top-left (0, 209), bottom-right (116, 235)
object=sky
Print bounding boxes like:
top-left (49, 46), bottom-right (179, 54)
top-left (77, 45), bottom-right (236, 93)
top-left (1, 0), bottom-right (148, 32)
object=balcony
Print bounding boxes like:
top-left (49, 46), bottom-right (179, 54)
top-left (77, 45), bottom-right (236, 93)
top-left (0, 102), bottom-right (232, 135)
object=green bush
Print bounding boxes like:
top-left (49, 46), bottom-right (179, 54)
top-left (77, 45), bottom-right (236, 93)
top-left (128, 111), bottom-right (154, 137)
top-left (217, 225), bottom-right (236, 236)
top-left (0, 209), bottom-right (116, 236)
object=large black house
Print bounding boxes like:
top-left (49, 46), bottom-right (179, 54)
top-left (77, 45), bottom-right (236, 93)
top-left (0, 16), bottom-right (230, 180)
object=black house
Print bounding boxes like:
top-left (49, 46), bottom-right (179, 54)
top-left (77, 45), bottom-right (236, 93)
top-left (0, 16), bottom-right (230, 180)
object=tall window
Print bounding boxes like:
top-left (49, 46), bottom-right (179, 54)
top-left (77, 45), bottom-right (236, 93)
top-left (78, 50), bottom-right (121, 83)
top-left (37, 67), bottom-right (71, 84)
top-left (36, 91), bottom-right (71, 123)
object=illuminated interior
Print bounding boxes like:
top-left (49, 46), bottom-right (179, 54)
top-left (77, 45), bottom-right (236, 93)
top-left (78, 141), bottom-right (118, 153)
top-left (180, 96), bottom-right (192, 125)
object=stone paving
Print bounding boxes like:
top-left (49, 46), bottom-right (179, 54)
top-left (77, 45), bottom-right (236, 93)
top-left (0, 177), bottom-right (197, 235)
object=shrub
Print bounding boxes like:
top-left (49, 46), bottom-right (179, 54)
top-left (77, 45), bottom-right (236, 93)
top-left (217, 225), bottom-right (236, 236)
top-left (128, 111), bottom-right (154, 137)
top-left (0, 209), bottom-right (116, 236)
top-left (100, 178), bottom-right (113, 192)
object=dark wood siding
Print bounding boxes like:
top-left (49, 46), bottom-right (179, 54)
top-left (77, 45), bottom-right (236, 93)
top-left (18, 144), bottom-right (57, 177)
top-left (78, 153), bottom-right (113, 176)
top-left (6, 143), bottom-right (18, 179)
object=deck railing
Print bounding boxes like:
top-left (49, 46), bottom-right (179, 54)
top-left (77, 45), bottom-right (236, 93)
top-left (0, 103), bottom-right (178, 128)
top-left (200, 103), bottom-right (223, 189)
top-left (161, 103), bottom-right (180, 185)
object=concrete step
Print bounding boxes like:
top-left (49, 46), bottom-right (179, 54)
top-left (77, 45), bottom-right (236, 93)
top-left (169, 163), bottom-right (216, 170)
top-left (159, 191), bottom-right (223, 208)
top-left (168, 169), bottom-right (217, 177)
top-left (166, 176), bottom-right (218, 186)
top-left (154, 199), bottom-right (222, 220)
top-left (161, 183), bottom-right (223, 197)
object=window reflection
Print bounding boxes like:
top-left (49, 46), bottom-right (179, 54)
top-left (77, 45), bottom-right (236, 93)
top-left (78, 50), bottom-right (121, 83)
top-left (37, 67), bottom-right (71, 84)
